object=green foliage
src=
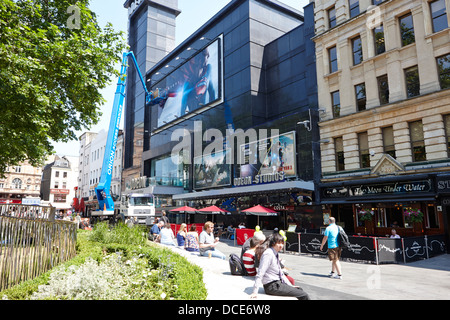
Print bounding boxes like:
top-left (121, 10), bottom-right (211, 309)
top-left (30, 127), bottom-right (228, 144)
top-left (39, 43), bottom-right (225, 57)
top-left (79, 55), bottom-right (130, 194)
top-left (88, 221), bottom-right (147, 246)
top-left (0, 0), bottom-right (126, 174)
top-left (0, 224), bottom-right (207, 300)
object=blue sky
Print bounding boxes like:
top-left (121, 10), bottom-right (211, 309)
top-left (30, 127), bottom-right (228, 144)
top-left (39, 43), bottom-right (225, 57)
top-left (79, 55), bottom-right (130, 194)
top-left (53, 0), bottom-right (309, 156)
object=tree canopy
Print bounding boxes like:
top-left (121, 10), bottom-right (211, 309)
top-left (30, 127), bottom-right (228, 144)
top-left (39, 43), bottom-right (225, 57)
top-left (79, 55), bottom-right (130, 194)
top-left (0, 0), bottom-right (126, 175)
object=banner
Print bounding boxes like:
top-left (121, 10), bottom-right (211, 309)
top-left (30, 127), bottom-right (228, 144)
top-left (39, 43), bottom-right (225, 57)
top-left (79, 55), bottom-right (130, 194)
top-left (154, 38), bottom-right (222, 128)
top-left (341, 236), bottom-right (377, 262)
top-left (193, 149), bottom-right (231, 190)
top-left (403, 236), bottom-right (427, 262)
top-left (236, 228), bottom-right (255, 246)
top-left (377, 238), bottom-right (404, 263)
top-left (285, 232), bottom-right (299, 252)
top-left (299, 233), bottom-right (326, 256)
top-left (236, 131), bottom-right (296, 187)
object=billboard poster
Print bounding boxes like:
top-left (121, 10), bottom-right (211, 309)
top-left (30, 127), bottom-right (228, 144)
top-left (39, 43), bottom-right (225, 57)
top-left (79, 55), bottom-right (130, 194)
top-left (194, 149), bottom-right (231, 190)
top-left (153, 37), bottom-right (222, 128)
top-left (235, 131), bottom-right (296, 187)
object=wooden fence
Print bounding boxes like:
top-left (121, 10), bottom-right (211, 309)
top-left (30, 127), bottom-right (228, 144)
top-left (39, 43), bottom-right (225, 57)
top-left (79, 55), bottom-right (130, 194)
top-left (0, 207), bottom-right (77, 291)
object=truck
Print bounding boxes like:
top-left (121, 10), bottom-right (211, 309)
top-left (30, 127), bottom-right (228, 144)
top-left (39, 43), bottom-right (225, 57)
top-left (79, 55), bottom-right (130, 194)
top-left (92, 51), bottom-right (157, 225)
top-left (118, 192), bottom-right (156, 225)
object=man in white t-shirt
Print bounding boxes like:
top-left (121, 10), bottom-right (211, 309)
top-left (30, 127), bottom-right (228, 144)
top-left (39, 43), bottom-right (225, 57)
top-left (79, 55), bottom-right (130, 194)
top-left (199, 221), bottom-right (226, 260)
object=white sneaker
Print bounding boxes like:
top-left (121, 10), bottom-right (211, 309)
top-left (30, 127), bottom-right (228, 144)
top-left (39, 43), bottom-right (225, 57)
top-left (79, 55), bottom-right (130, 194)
top-left (328, 271), bottom-right (335, 277)
top-left (331, 274), bottom-right (342, 280)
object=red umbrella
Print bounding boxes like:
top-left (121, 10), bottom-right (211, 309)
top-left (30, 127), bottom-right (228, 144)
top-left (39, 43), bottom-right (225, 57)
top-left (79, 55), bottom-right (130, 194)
top-left (198, 205), bottom-right (230, 214)
top-left (170, 205), bottom-right (197, 213)
top-left (242, 205), bottom-right (278, 226)
top-left (242, 205), bottom-right (278, 216)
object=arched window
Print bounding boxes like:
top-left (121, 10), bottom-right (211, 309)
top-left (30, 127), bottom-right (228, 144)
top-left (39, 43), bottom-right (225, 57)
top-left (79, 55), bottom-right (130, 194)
top-left (12, 178), bottom-right (22, 189)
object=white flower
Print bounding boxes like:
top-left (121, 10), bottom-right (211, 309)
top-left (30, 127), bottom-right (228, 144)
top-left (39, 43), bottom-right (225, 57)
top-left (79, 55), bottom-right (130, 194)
top-left (160, 292), bottom-right (166, 299)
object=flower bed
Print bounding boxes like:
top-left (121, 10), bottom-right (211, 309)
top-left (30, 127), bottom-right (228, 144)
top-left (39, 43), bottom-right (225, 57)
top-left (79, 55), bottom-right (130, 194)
top-left (0, 222), bottom-right (207, 300)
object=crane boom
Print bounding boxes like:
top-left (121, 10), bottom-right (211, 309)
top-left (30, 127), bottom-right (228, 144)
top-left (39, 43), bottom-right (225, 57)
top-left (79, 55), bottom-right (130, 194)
top-left (95, 51), bottom-right (149, 214)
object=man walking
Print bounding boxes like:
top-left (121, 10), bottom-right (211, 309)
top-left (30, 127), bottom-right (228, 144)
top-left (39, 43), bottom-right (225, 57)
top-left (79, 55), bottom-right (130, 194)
top-left (320, 217), bottom-right (342, 279)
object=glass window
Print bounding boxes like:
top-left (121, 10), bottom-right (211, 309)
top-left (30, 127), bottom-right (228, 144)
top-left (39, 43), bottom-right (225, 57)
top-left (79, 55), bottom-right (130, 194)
top-left (349, 0), bottom-right (360, 18)
top-left (382, 126), bottom-right (396, 158)
top-left (372, 0), bottom-right (384, 5)
top-left (426, 204), bottom-right (439, 228)
top-left (399, 13), bottom-right (415, 46)
top-left (358, 132), bottom-right (370, 168)
top-left (409, 120), bottom-right (426, 162)
top-left (150, 153), bottom-right (185, 187)
top-left (355, 83), bottom-right (366, 111)
top-left (335, 137), bottom-right (345, 171)
top-left (352, 36), bottom-right (363, 65)
top-left (405, 66), bottom-right (420, 98)
top-left (12, 178), bottom-right (22, 189)
top-left (331, 91), bottom-right (341, 118)
top-left (328, 7), bottom-right (337, 28)
top-left (430, 0), bottom-right (448, 33)
top-left (444, 114), bottom-right (450, 157)
top-left (437, 53), bottom-right (450, 89)
top-left (377, 74), bottom-right (389, 104)
top-left (373, 24), bottom-right (385, 55)
top-left (329, 46), bottom-right (338, 73)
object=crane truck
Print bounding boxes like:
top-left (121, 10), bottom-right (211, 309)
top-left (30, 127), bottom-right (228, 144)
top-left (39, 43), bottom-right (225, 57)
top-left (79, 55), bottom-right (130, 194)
top-left (92, 51), bottom-right (157, 225)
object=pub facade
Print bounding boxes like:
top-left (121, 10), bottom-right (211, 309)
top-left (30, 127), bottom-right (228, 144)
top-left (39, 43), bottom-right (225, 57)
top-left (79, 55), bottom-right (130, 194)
top-left (313, 0), bottom-right (450, 249)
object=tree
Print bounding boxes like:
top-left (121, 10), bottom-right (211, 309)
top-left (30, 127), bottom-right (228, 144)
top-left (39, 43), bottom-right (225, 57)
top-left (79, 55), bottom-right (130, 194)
top-left (0, 0), bottom-right (126, 175)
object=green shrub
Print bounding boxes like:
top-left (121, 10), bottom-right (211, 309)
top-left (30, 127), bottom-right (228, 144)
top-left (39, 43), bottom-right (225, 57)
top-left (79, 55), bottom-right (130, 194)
top-left (0, 223), bottom-right (207, 300)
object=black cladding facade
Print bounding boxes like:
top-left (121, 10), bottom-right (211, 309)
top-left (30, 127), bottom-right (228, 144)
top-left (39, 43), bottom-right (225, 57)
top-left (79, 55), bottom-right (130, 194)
top-left (124, 0), bottom-right (318, 197)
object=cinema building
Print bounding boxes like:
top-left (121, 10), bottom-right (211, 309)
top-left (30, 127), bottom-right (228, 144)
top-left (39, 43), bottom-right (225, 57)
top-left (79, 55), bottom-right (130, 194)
top-left (122, 0), bottom-right (321, 230)
top-left (313, 0), bottom-right (450, 243)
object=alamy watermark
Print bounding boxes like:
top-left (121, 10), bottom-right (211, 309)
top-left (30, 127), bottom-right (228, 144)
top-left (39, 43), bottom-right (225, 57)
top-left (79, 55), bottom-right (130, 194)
top-left (66, 5), bottom-right (80, 29)
top-left (170, 120), bottom-right (281, 166)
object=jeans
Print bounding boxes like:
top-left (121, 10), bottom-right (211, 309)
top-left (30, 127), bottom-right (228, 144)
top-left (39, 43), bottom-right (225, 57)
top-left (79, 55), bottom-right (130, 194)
top-left (201, 249), bottom-right (226, 260)
top-left (263, 280), bottom-right (310, 300)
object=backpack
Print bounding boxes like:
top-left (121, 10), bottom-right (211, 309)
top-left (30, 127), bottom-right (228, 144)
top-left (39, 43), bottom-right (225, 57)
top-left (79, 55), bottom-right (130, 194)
top-left (229, 253), bottom-right (247, 276)
top-left (338, 226), bottom-right (350, 249)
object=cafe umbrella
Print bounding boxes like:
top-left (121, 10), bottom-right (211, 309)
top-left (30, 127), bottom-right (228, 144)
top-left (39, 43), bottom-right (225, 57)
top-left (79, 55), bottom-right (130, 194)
top-left (197, 205), bottom-right (230, 223)
top-left (241, 205), bottom-right (278, 226)
top-left (170, 205), bottom-right (197, 224)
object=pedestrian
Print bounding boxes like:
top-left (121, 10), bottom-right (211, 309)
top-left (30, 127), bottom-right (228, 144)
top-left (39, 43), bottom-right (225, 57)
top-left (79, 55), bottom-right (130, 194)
top-left (320, 217), bottom-right (343, 279)
top-left (161, 210), bottom-right (169, 224)
top-left (157, 223), bottom-right (175, 246)
top-left (150, 220), bottom-right (164, 241)
top-left (185, 224), bottom-right (200, 252)
top-left (177, 223), bottom-right (187, 247)
top-left (242, 237), bottom-right (260, 276)
top-left (75, 213), bottom-right (81, 229)
top-left (250, 233), bottom-right (309, 300)
top-left (241, 230), bottom-right (266, 265)
top-left (199, 221), bottom-right (226, 259)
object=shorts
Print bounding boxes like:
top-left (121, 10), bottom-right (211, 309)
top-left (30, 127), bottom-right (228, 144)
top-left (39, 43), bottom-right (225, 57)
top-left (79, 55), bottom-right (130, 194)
top-left (327, 247), bottom-right (342, 261)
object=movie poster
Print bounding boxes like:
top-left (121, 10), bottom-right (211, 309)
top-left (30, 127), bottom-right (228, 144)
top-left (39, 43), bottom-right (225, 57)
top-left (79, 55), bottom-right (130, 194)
top-left (236, 132), bottom-right (296, 186)
top-left (194, 149), bottom-right (231, 190)
top-left (153, 38), bottom-right (222, 128)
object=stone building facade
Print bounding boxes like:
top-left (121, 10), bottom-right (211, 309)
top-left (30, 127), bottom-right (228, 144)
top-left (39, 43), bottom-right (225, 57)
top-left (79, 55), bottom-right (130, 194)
top-left (313, 0), bottom-right (450, 241)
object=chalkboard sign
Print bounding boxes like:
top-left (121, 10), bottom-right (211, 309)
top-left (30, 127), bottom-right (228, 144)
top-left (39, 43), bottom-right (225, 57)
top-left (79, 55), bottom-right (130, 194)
top-left (426, 234), bottom-right (446, 258)
top-left (377, 238), bottom-right (403, 263)
top-left (342, 236), bottom-right (377, 262)
top-left (403, 236), bottom-right (427, 262)
top-left (299, 233), bottom-right (326, 256)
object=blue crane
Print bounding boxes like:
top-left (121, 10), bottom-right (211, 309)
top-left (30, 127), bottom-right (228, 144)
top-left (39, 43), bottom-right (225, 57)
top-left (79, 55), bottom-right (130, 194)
top-left (95, 51), bottom-right (150, 214)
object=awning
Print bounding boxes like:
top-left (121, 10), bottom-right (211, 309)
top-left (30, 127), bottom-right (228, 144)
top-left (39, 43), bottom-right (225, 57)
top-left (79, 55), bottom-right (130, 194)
top-left (173, 180), bottom-right (314, 201)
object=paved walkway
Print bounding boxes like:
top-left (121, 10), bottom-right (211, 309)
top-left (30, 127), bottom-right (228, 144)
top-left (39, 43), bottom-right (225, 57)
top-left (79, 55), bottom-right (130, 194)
top-left (163, 239), bottom-right (450, 300)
